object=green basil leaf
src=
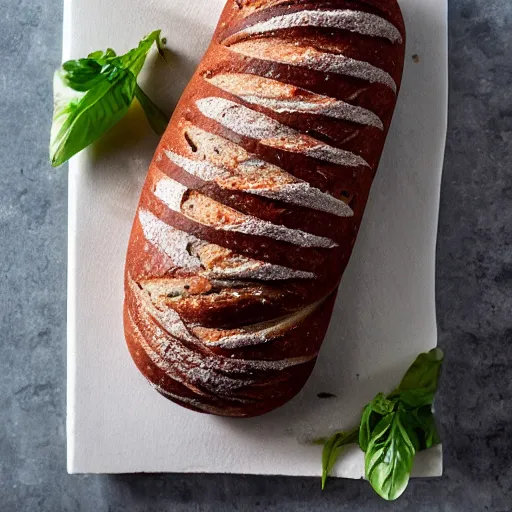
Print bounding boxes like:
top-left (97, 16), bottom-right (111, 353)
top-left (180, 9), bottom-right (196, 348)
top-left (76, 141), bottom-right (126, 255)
top-left (365, 411), bottom-right (417, 501)
top-left (61, 59), bottom-right (104, 91)
top-left (398, 388), bottom-right (436, 409)
top-left (87, 48), bottom-right (117, 64)
top-left (410, 406), bottom-right (441, 450)
top-left (87, 48), bottom-right (117, 61)
top-left (395, 348), bottom-right (444, 399)
top-left (134, 84), bottom-right (169, 136)
top-left (87, 50), bottom-right (105, 60)
top-left (62, 49), bottom-right (121, 92)
top-left (360, 394), bottom-right (397, 452)
top-left (371, 393), bottom-right (397, 415)
top-left (50, 68), bottom-right (137, 167)
top-left (359, 404), bottom-right (374, 452)
top-left (321, 428), bottom-right (359, 489)
top-left (119, 30), bottom-right (163, 77)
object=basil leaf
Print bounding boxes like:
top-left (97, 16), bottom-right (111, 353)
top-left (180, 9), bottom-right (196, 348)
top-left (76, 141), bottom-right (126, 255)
top-left (410, 406), bottom-right (441, 450)
top-left (50, 68), bottom-right (137, 167)
top-left (321, 428), bottom-right (359, 489)
top-left (87, 48), bottom-right (117, 61)
top-left (359, 404), bottom-right (374, 452)
top-left (61, 59), bottom-right (104, 91)
top-left (360, 394), bottom-right (397, 452)
top-left (398, 388), bottom-right (436, 409)
top-left (371, 393), bottom-right (397, 415)
top-left (119, 30), bottom-right (163, 77)
top-left (135, 84), bottom-right (169, 136)
top-left (87, 50), bottom-right (105, 60)
top-left (365, 410), bottom-right (418, 501)
top-left (62, 49), bottom-right (121, 92)
top-left (395, 348), bottom-right (444, 397)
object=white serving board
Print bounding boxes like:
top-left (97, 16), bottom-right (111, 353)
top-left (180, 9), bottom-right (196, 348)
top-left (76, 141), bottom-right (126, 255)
top-left (66, 0), bottom-right (447, 475)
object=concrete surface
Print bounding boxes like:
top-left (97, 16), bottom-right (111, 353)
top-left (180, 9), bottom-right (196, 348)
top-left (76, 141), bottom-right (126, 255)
top-left (0, 0), bottom-right (511, 510)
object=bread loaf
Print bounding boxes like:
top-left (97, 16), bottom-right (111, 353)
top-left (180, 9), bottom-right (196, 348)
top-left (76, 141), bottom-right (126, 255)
top-left (124, 0), bottom-right (406, 417)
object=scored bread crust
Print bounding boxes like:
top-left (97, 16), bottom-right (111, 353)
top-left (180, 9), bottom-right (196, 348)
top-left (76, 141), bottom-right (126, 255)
top-left (124, 0), bottom-right (406, 417)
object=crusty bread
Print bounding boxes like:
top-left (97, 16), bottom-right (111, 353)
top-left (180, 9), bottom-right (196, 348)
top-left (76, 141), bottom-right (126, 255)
top-left (124, 0), bottom-right (406, 417)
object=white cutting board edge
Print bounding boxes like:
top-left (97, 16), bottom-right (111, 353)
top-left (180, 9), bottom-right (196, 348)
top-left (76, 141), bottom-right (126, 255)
top-left (66, 0), bottom-right (448, 476)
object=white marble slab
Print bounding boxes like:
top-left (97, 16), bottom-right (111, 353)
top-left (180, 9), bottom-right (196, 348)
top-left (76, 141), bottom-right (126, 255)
top-left (66, 0), bottom-right (447, 476)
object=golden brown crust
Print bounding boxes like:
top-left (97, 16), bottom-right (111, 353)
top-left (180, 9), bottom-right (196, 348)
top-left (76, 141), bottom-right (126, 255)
top-left (124, 0), bottom-right (405, 417)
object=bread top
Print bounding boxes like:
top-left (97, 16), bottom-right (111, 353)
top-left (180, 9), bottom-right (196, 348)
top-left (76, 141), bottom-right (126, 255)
top-left (126, 0), bottom-right (405, 339)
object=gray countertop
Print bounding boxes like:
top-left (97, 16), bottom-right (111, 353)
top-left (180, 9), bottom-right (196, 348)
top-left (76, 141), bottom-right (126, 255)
top-left (1, 0), bottom-right (511, 510)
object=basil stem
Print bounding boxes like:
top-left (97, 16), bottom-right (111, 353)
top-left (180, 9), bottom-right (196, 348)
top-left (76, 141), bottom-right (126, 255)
top-left (134, 85), bottom-right (169, 136)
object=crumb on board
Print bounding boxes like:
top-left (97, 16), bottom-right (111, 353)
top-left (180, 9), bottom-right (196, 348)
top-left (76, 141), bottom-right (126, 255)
top-left (412, 54), bottom-right (420, 63)
top-left (317, 392), bottom-right (337, 399)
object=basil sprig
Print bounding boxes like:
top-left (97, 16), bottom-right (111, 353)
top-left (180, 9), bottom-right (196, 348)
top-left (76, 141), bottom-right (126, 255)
top-left (321, 428), bottom-right (359, 489)
top-left (50, 30), bottom-right (169, 167)
top-left (320, 348), bottom-right (443, 501)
